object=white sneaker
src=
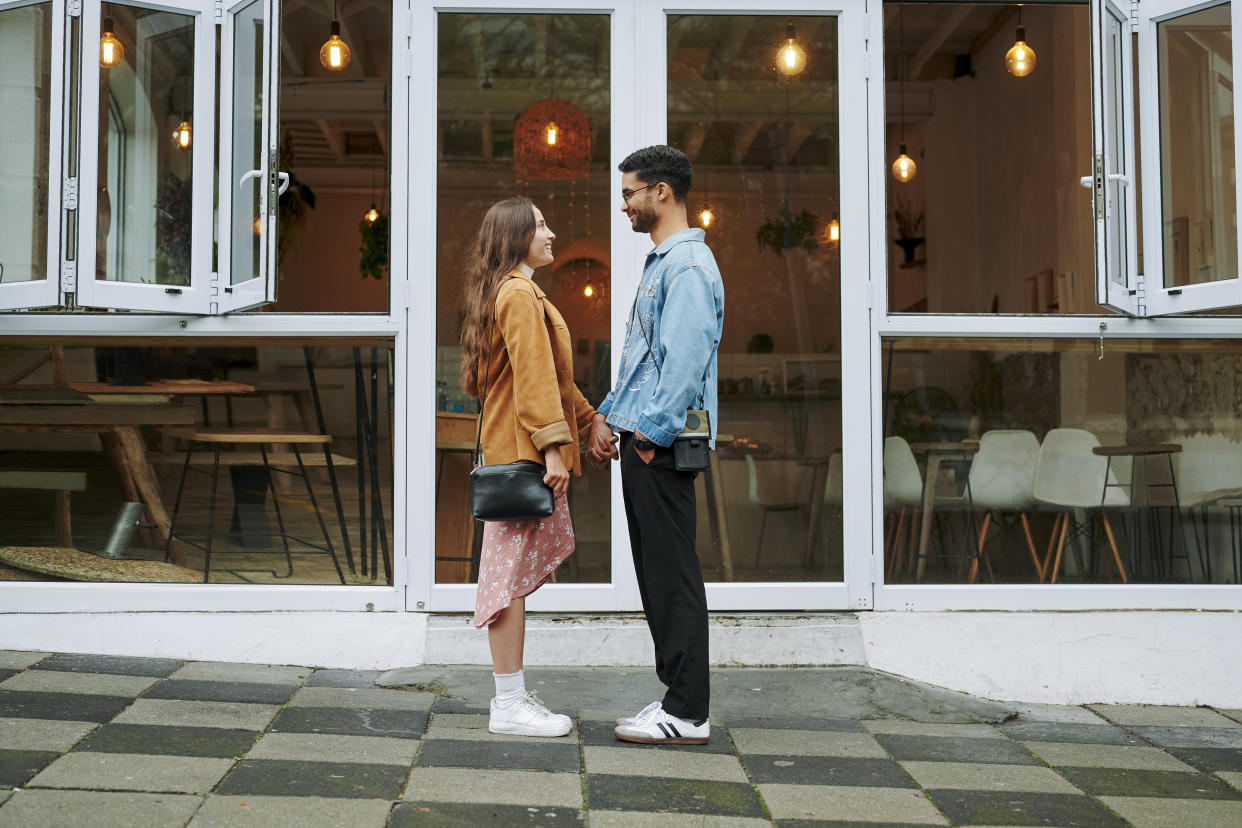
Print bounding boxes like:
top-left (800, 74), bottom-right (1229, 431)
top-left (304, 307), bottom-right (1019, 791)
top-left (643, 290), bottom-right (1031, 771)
top-left (489, 691), bottom-right (573, 737)
top-left (615, 700), bottom-right (662, 728)
top-left (614, 707), bottom-right (709, 745)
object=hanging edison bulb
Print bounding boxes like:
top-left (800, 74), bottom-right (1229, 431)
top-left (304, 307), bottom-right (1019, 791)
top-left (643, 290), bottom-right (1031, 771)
top-left (583, 283), bottom-right (595, 298)
top-left (699, 206), bottom-right (715, 229)
top-left (826, 215), bottom-right (841, 248)
top-left (1005, 25), bottom-right (1036, 77)
top-left (171, 120), bottom-right (192, 150)
top-left (544, 121), bottom-right (559, 146)
top-left (363, 204), bottom-right (380, 223)
top-left (100, 18), bottom-right (124, 68)
top-left (891, 144), bottom-right (917, 183)
top-left (319, 21), bottom-right (351, 71)
top-left (776, 23), bottom-right (807, 77)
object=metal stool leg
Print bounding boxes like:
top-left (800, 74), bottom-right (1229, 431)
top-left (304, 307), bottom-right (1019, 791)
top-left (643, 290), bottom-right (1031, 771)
top-left (203, 446), bottom-right (222, 583)
top-left (258, 445), bottom-right (295, 578)
top-left (165, 445), bottom-right (194, 564)
top-left (293, 444), bottom-right (345, 584)
top-left (304, 347), bottom-right (355, 575)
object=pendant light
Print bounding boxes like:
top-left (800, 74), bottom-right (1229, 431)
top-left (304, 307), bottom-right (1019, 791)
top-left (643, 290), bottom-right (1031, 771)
top-left (100, 8), bottom-right (124, 68)
top-left (699, 207), bottom-right (714, 228)
top-left (1005, 7), bottom-right (1037, 77)
top-left (362, 157), bottom-right (380, 223)
top-left (170, 76), bottom-right (192, 151)
top-left (319, 0), bottom-right (351, 71)
top-left (825, 214), bottom-right (840, 249)
top-left (776, 23), bottom-right (807, 77)
top-left (891, 5), bottom-right (917, 183)
top-left (583, 283), bottom-right (595, 298)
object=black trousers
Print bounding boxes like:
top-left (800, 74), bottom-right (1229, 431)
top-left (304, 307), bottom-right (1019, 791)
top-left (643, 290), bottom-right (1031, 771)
top-left (619, 431), bottom-right (709, 720)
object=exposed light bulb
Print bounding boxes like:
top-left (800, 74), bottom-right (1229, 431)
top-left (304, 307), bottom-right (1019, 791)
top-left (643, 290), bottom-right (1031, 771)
top-left (776, 23), bottom-right (807, 76)
top-left (545, 122), bottom-right (559, 146)
top-left (891, 143), bottom-right (917, 183)
top-left (699, 207), bottom-right (714, 228)
top-left (100, 19), bottom-right (124, 68)
top-left (319, 21), bottom-right (351, 71)
top-left (1005, 26), bottom-right (1036, 77)
top-left (171, 120), bottom-right (192, 150)
top-left (827, 216), bottom-right (840, 247)
top-left (583, 283), bottom-right (594, 298)
top-left (364, 204), bottom-right (379, 223)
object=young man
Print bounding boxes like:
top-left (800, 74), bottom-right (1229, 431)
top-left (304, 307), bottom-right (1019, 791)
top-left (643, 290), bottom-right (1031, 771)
top-left (585, 145), bottom-right (725, 745)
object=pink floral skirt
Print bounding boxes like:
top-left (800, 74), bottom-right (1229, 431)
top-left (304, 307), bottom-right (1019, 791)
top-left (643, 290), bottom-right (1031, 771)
top-left (473, 494), bottom-right (574, 628)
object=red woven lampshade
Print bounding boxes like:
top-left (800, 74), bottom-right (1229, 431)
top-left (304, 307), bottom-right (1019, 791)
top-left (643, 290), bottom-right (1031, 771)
top-left (514, 99), bottom-right (591, 181)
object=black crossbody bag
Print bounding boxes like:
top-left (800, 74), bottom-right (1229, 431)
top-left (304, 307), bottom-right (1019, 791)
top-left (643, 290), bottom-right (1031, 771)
top-left (469, 280), bottom-right (556, 522)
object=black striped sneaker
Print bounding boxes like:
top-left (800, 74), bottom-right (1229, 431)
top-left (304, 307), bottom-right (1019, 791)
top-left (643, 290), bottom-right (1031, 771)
top-left (614, 707), bottom-right (709, 745)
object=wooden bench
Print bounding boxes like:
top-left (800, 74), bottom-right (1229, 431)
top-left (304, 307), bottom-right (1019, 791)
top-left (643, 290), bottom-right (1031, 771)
top-left (148, 451), bottom-right (357, 467)
top-left (0, 470), bottom-right (87, 547)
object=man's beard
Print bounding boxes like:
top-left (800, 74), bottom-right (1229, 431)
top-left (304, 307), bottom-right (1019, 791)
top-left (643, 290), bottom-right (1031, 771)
top-left (629, 206), bottom-right (657, 234)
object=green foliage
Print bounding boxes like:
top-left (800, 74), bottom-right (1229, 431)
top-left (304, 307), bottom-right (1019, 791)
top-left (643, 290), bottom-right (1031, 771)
top-left (755, 207), bottom-right (819, 256)
top-left (359, 214), bottom-right (389, 280)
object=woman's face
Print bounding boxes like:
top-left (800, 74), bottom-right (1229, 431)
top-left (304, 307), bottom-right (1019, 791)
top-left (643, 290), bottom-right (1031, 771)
top-left (524, 206), bottom-right (556, 270)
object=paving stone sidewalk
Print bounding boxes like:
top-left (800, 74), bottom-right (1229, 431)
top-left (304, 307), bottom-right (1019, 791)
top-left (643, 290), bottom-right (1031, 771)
top-left (1, 651), bottom-right (1241, 827)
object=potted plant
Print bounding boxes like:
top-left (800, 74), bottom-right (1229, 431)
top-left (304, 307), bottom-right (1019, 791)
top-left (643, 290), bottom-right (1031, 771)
top-left (756, 207), bottom-right (819, 256)
top-left (892, 199), bottom-right (925, 265)
top-left (359, 212), bottom-right (388, 280)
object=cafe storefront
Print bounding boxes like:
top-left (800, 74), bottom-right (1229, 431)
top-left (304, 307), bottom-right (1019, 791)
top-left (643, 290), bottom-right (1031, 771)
top-left (2, 0), bottom-right (1241, 704)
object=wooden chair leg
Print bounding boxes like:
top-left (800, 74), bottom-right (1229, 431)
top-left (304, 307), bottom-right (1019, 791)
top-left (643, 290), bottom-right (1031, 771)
top-left (1050, 513), bottom-right (1071, 584)
top-left (1100, 512), bottom-right (1128, 584)
top-left (1040, 513), bottom-right (1061, 583)
top-left (54, 490), bottom-right (72, 547)
top-left (1020, 513), bottom-right (1043, 581)
top-left (885, 509), bottom-right (906, 582)
top-left (904, 509), bottom-right (920, 582)
top-left (969, 512), bottom-right (991, 584)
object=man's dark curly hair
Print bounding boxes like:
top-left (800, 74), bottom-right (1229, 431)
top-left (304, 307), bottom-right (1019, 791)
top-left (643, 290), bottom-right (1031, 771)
top-left (618, 145), bottom-right (693, 203)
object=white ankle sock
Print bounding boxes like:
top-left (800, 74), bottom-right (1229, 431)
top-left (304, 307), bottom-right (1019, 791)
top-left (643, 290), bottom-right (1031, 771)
top-left (493, 670), bottom-right (526, 707)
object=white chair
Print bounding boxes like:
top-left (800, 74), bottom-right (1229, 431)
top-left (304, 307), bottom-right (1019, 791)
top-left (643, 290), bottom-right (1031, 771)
top-left (1032, 428), bottom-right (1129, 583)
top-left (1176, 438), bottom-right (1242, 582)
top-left (967, 430), bottom-right (1043, 582)
top-left (745, 454), bottom-right (806, 566)
top-left (883, 436), bottom-right (925, 581)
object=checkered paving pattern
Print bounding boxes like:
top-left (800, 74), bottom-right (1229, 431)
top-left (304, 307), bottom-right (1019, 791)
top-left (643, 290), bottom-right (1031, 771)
top-left (1, 651), bottom-right (1242, 826)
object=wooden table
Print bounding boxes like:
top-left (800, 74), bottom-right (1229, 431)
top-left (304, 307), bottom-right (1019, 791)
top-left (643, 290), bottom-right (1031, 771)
top-left (69, 380), bottom-right (255, 397)
top-left (911, 440), bottom-right (979, 582)
top-left (435, 413), bottom-right (480, 583)
top-left (0, 403), bottom-right (197, 564)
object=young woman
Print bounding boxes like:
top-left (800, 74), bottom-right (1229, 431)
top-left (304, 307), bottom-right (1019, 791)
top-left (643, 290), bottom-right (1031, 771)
top-left (459, 197), bottom-right (602, 737)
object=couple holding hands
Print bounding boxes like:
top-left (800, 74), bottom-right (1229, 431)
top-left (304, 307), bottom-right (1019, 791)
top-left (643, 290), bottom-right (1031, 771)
top-left (460, 145), bottom-right (725, 745)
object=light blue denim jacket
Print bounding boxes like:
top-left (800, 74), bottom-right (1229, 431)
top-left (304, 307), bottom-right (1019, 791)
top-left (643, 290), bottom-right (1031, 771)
top-left (597, 228), bottom-right (724, 447)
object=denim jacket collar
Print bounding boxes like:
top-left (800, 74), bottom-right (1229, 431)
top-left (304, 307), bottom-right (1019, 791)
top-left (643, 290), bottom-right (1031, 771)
top-left (650, 227), bottom-right (706, 258)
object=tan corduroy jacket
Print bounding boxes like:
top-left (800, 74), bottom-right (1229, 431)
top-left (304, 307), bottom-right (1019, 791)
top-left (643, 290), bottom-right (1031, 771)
top-left (475, 269), bottom-right (596, 476)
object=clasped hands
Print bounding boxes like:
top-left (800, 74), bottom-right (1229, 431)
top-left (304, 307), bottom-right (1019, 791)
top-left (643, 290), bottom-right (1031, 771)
top-left (586, 413), bottom-right (620, 466)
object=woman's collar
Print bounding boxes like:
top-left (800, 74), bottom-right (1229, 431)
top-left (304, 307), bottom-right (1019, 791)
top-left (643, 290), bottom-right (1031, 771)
top-left (516, 262), bottom-right (534, 277)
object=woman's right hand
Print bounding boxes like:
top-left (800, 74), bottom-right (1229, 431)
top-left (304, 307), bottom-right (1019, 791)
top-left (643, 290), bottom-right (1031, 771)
top-left (543, 446), bottom-right (570, 498)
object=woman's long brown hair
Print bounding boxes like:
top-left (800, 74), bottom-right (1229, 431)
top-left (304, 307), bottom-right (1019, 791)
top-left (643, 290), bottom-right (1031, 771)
top-left (459, 197), bottom-right (537, 398)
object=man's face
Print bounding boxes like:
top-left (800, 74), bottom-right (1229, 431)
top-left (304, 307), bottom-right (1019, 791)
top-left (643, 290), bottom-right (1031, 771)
top-left (620, 171), bottom-right (659, 235)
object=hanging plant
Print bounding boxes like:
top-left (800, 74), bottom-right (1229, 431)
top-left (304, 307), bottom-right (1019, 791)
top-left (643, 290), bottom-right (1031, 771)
top-left (358, 213), bottom-right (389, 280)
top-left (755, 207), bottom-right (819, 256)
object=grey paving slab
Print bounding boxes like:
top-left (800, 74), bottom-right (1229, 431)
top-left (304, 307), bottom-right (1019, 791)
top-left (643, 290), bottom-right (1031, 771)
top-left (926, 789), bottom-right (1128, 826)
top-left (288, 686), bottom-right (437, 710)
top-left (430, 697), bottom-right (487, 715)
top-left (142, 679), bottom-right (297, 705)
top-left (743, 754), bottom-right (914, 788)
top-left (1088, 704), bottom-right (1242, 728)
top-left (1133, 725), bottom-right (1242, 748)
top-left (1167, 746), bottom-right (1242, 772)
top-left (586, 814), bottom-right (771, 828)
top-left (999, 721), bottom-right (1143, 746)
top-left (111, 699), bottom-right (280, 730)
top-left (0, 717), bottom-right (95, 751)
top-left (1098, 795), bottom-right (1242, 827)
top-left (247, 732), bottom-right (421, 765)
top-left (758, 783), bottom-right (947, 823)
top-left (1219, 709), bottom-right (1242, 724)
top-left (0, 652), bottom-right (51, 670)
top-left (1057, 766), bottom-right (1242, 799)
top-left (33, 653), bottom-right (182, 677)
top-left (0, 749), bottom-right (61, 788)
top-left (0, 789), bottom-right (202, 828)
top-left (305, 668), bottom-right (384, 688)
top-left (862, 721), bottom-right (1006, 739)
top-left (0, 670), bottom-right (158, 697)
top-left (167, 661), bottom-right (310, 685)
top-left (0, 690), bottom-right (132, 722)
top-left (728, 727), bottom-right (888, 758)
top-left (389, 802), bottom-right (584, 827)
top-left (583, 746), bottom-right (748, 783)
top-left (271, 705), bottom-right (427, 739)
top-left (0, 789), bottom-right (9, 808)
top-left (189, 795), bottom-right (394, 827)
top-left (1007, 703), bottom-right (1108, 725)
top-left (1021, 741), bottom-right (1198, 771)
top-left (587, 774), bottom-right (765, 818)
top-left (215, 758), bottom-right (408, 799)
top-left (873, 734), bottom-right (1040, 766)
top-left (0, 670), bottom-right (16, 684)
top-left (26, 752), bottom-right (234, 793)
top-left (579, 719), bottom-right (735, 754)
top-left (72, 723), bottom-right (258, 758)
top-left (711, 715), bottom-right (864, 733)
top-left (414, 738), bottom-right (579, 772)
top-left (402, 768), bottom-right (583, 808)
top-left (422, 715), bottom-right (579, 744)
top-left (1218, 770), bottom-right (1242, 791)
top-left (899, 761), bottom-right (1083, 794)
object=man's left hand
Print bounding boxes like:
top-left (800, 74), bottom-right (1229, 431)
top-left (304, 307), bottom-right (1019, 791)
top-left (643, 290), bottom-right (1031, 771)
top-left (634, 432), bottom-right (656, 465)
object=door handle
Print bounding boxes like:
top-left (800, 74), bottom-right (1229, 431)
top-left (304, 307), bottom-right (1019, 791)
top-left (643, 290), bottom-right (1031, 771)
top-left (1080, 176), bottom-right (1093, 189)
top-left (238, 169), bottom-right (261, 189)
top-left (277, 171), bottom-right (291, 196)
top-left (1108, 173), bottom-right (1131, 185)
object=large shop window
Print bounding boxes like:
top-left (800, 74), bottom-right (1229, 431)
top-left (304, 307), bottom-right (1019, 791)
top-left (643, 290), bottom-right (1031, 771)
top-left (884, 1), bottom-right (1242, 317)
top-left (0, 341), bottom-right (394, 586)
top-left (433, 13), bottom-right (612, 585)
top-left (1, 0), bottom-right (392, 315)
top-left (669, 14), bottom-right (843, 582)
top-left (881, 337), bottom-right (1242, 586)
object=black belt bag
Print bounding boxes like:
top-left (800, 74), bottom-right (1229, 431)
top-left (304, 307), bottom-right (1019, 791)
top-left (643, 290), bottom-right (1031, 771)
top-left (673, 409), bottom-right (712, 472)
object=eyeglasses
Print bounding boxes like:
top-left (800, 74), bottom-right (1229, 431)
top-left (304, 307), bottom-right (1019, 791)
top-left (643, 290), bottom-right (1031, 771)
top-left (621, 183), bottom-right (654, 205)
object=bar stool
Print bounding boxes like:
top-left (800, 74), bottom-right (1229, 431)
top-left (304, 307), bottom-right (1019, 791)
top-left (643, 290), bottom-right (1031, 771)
top-left (163, 427), bottom-right (345, 584)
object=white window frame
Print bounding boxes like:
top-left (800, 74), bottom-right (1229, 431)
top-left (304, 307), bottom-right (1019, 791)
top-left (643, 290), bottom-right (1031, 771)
top-left (74, 0), bottom-right (217, 313)
top-left (0, 0), bottom-right (67, 311)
